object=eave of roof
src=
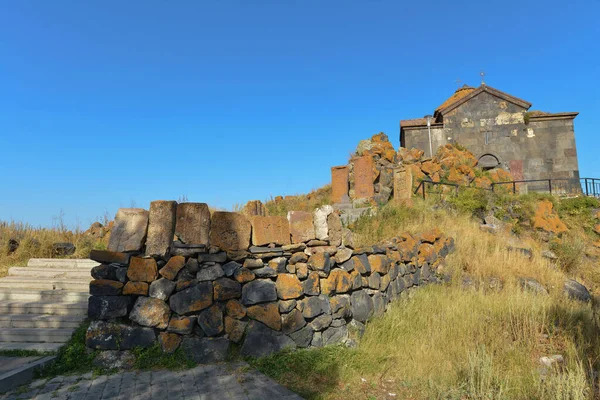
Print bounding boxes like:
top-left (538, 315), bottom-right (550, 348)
top-left (528, 112), bottom-right (579, 121)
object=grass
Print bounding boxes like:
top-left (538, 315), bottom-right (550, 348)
top-left (251, 285), bottom-right (598, 400)
top-left (264, 184), bottom-right (332, 217)
top-left (132, 344), bottom-right (196, 370)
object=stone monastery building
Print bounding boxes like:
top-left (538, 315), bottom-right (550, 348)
top-left (400, 84), bottom-right (580, 183)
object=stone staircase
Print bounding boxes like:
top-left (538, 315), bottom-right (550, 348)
top-left (0, 259), bottom-right (96, 352)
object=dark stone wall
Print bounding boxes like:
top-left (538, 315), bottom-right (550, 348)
top-left (402, 91), bottom-right (579, 186)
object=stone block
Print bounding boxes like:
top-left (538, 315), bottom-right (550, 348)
top-left (368, 254), bottom-right (390, 274)
top-left (327, 212), bottom-right (342, 247)
top-left (90, 250), bottom-right (132, 265)
top-left (320, 269), bottom-right (352, 295)
top-left (224, 316), bottom-right (247, 343)
top-left (251, 216), bottom-right (291, 246)
top-left (89, 279), bottom-right (123, 296)
top-left (310, 314), bottom-right (332, 331)
top-left (198, 304), bottom-right (224, 336)
top-left (247, 302), bottom-right (281, 330)
top-left (234, 267), bottom-right (255, 283)
top-left (279, 299), bottom-right (297, 313)
top-left (88, 296), bottom-right (131, 320)
top-left (350, 291), bottom-right (374, 323)
top-left (158, 332), bottom-right (182, 354)
top-left (108, 208), bottom-right (149, 253)
top-left (331, 166), bottom-right (349, 204)
top-left (241, 279), bottom-right (277, 305)
top-left (287, 211), bottom-right (316, 243)
top-left (254, 266), bottom-right (277, 278)
top-left (303, 271), bottom-right (320, 295)
top-left (174, 202), bottom-right (210, 246)
top-left (145, 200), bottom-right (177, 257)
top-left (275, 274), bottom-right (303, 300)
top-left (158, 255), bottom-right (186, 281)
top-left (167, 316), bottom-right (196, 335)
top-left (93, 350), bottom-right (135, 370)
top-left (282, 309), bottom-right (306, 334)
top-left (123, 281), bottom-right (148, 296)
top-left (149, 278), bottom-right (176, 300)
top-left (197, 264), bottom-right (225, 281)
top-left (289, 326), bottom-right (314, 348)
top-left (313, 205), bottom-right (333, 240)
top-left (393, 167), bottom-right (413, 205)
top-left (129, 297), bottom-right (170, 329)
top-left (213, 278), bottom-right (242, 301)
top-left (210, 211), bottom-right (251, 252)
top-left (297, 295), bottom-right (330, 319)
top-left (322, 325), bottom-right (348, 346)
top-left (169, 282), bottom-right (213, 315)
top-left (353, 155), bottom-right (375, 199)
top-left (127, 257), bottom-right (158, 283)
top-left (308, 252), bottom-right (331, 275)
top-left (225, 299), bottom-right (247, 319)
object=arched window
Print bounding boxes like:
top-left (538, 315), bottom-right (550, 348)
top-left (477, 154), bottom-right (500, 170)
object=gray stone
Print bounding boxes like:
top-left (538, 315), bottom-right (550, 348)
top-left (180, 337), bottom-right (230, 364)
top-left (145, 200), bottom-right (177, 257)
top-left (289, 326), bottom-right (314, 348)
top-left (350, 290), bottom-right (374, 323)
top-left (313, 205), bottom-right (333, 240)
top-left (563, 279), bottom-right (591, 302)
top-left (91, 264), bottom-right (116, 280)
top-left (222, 261), bottom-right (242, 277)
top-left (115, 267), bottom-right (128, 283)
top-left (297, 295), bottom-right (331, 319)
top-left (322, 326), bottom-right (348, 346)
top-left (268, 257), bottom-right (287, 273)
top-left (93, 350), bottom-right (136, 370)
top-left (85, 321), bottom-right (155, 350)
top-left (243, 258), bottom-right (264, 269)
top-left (186, 258), bottom-right (200, 273)
top-left (198, 252), bottom-right (228, 263)
top-left (330, 295), bottom-right (351, 319)
top-left (348, 319), bottom-right (366, 337)
top-left (241, 279), bottom-right (277, 305)
top-left (542, 250), bottom-right (558, 260)
top-left (279, 299), bottom-right (297, 313)
top-left (368, 272), bottom-right (381, 289)
top-left (120, 326), bottom-right (156, 349)
top-left (253, 267), bottom-right (277, 278)
top-left (129, 297), bottom-right (170, 329)
top-left (149, 278), bottom-right (176, 301)
top-left (282, 309), bottom-right (306, 334)
top-left (330, 319), bottom-right (345, 327)
top-left (197, 305), bottom-right (224, 336)
top-left (309, 314), bottom-right (332, 331)
top-left (372, 293), bottom-right (386, 316)
top-left (213, 278), bottom-right (242, 301)
top-left (197, 264), bottom-right (225, 281)
top-left (335, 248), bottom-right (353, 264)
top-left (169, 282), bottom-right (213, 315)
top-left (519, 277), bottom-right (548, 295)
top-left (311, 331), bottom-right (323, 347)
top-left (88, 296), bottom-right (131, 320)
top-left (340, 258), bottom-right (355, 272)
top-left (240, 321), bottom-right (296, 358)
top-left (108, 208), bottom-right (149, 253)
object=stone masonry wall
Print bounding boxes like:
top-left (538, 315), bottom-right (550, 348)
top-left (86, 201), bottom-right (454, 365)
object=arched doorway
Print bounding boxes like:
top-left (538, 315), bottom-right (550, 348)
top-left (477, 154), bottom-right (500, 170)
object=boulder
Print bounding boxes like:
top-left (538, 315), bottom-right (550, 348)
top-left (222, 261), bottom-right (242, 277)
top-left (335, 248), bottom-right (353, 264)
top-left (169, 282), bottom-right (213, 315)
top-left (108, 208), bottom-right (149, 253)
top-left (519, 277), bottom-right (548, 295)
top-left (224, 316), bottom-right (247, 343)
top-left (234, 267), bottom-right (255, 283)
top-left (310, 314), bottom-right (332, 331)
top-left (145, 200), bottom-right (177, 257)
top-left (297, 295), bottom-right (330, 319)
top-left (91, 264), bottom-right (117, 280)
top-left (563, 279), bottom-right (591, 302)
top-left (308, 253), bottom-right (331, 276)
top-left (322, 326), bottom-right (348, 346)
top-left (90, 250), bottom-right (132, 265)
top-left (181, 337), bottom-right (230, 364)
top-left (289, 326), bottom-right (314, 348)
top-left (174, 203), bottom-right (210, 245)
top-left (209, 212), bottom-right (251, 252)
top-left (320, 269), bottom-right (353, 295)
top-left (254, 267), bottom-right (278, 278)
top-left (303, 272), bottom-right (320, 296)
top-left (241, 279), bottom-right (277, 305)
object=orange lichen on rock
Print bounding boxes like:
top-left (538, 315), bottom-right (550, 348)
top-left (533, 200), bottom-right (568, 234)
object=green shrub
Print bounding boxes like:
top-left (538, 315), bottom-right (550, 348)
top-left (446, 188), bottom-right (490, 216)
top-left (558, 197), bottom-right (600, 218)
top-left (550, 238), bottom-right (585, 273)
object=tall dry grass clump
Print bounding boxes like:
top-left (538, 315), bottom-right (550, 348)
top-left (265, 184), bottom-right (332, 216)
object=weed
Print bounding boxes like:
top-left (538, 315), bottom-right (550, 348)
top-left (132, 344), bottom-right (196, 370)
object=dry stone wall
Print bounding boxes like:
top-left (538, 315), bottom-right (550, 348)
top-left (86, 201), bottom-right (454, 364)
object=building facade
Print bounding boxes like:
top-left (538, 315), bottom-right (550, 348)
top-left (400, 84), bottom-right (580, 187)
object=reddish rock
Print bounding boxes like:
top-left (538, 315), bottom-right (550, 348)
top-left (331, 166), bottom-right (349, 204)
top-left (241, 200), bottom-right (266, 218)
top-left (353, 155), bottom-right (375, 198)
top-left (420, 228), bottom-right (442, 244)
top-left (327, 213), bottom-right (342, 247)
top-left (308, 253), bottom-right (330, 274)
top-left (123, 281), bottom-right (148, 296)
top-left (159, 332), bottom-right (181, 354)
top-left (127, 257), bottom-right (158, 283)
top-left (251, 216), bottom-right (291, 246)
top-left (275, 274), bottom-right (304, 300)
top-left (533, 200), bottom-right (568, 234)
top-left (90, 279), bottom-right (123, 296)
top-left (352, 255), bottom-right (370, 275)
top-left (303, 271), bottom-right (320, 295)
top-left (247, 303), bottom-right (281, 331)
top-left (287, 211), bottom-right (316, 244)
top-left (175, 202), bottom-right (210, 245)
top-left (368, 255), bottom-right (390, 275)
top-left (145, 200), bottom-right (177, 257)
top-left (225, 299), bottom-right (247, 319)
top-left (234, 267), bottom-right (255, 283)
top-left (320, 269), bottom-right (352, 295)
top-left (167, 316), bottom-right (196, 335)
top-left (210, 212), bottom-right (251, 252)
top-left (159, 256), bottom-right (186, 281)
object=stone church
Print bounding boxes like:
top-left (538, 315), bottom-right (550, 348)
top-left (400, 84), bottom-right (580, 185)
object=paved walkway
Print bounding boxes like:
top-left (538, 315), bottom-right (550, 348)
top-left (0, 362), bottom-right (303, 400)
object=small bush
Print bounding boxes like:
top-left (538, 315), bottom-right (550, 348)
top-left (40, 321), bottom-right (96, 377)
top-left (550, 238), bottom-right (585, 273)
top-left (558, 197), bottom-right (600, 217)
top-left (446, 188), bottom-right (490, 216)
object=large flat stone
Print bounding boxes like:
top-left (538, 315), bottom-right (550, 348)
top-left (353, 155), bottom-right (375, 198)
top-left (241, 279), bottom-right (277, 305)
top-left (169, 282), bottom-right (213, 315)
top-left (287, 211), bottom-right (316, 243)
top-left (251, 216), bottom-right (291, 246)
top-left (145, 200), bottom-right (177, 257)
top-left (210, 212), bottom-right (251, 252)
top-left (331, 166), bottom-right (349, 204)
top-left (175, 202), bottom-right (211, 245)
top-left (107, 208), bottom-right (149, 253)
top-left (88, 296), bottom-right (132, 320)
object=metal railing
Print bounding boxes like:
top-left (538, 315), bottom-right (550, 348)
top-left (413, 178), bottom-right (600, 199)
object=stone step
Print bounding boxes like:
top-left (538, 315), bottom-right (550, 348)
top-left (0, 289), bottom-right (89, 302)
top-left (0, 342), bottom-right (63, 352)
top-left (0, 301), bottom-right (88, 316)
top-left (26, 258), bottom-right (99, 269)
top-left (0, 328), bottom-right (74, 343)
top-left (0, 277), bottom-right (91, 291)
top-left (8, 267), bottom-right (92, 279)
top-left (0, 314), bottom-right (84, 329)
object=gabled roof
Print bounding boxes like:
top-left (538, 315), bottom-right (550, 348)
top-left (434, 84), bottom-right (532, 117)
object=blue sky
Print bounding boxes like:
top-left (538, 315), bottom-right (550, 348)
top-left (1, 0), bottom-right (599, 228)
